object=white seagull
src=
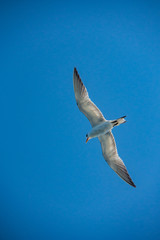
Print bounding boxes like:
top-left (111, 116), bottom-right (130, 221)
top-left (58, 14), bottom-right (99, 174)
top-left (73, 68), bottom-right (136, 187)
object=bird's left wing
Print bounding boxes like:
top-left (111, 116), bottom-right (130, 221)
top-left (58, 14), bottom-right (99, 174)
top-left (73, 68), bottom-right (105, 127)
top-left (99, 132), bottom-right (136, 187)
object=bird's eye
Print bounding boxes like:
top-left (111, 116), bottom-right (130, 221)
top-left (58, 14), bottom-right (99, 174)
top-left (86, 134), bottom-right (88, 137)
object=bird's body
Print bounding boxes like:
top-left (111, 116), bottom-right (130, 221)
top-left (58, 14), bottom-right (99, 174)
top-left (73, 67), bottom-right (136, 187)
top-left (87, 116), bottom-right (126, 141)
top-left (87, 121), bottom-right (113, 139)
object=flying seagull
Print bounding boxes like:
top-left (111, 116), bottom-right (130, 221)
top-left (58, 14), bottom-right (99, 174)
top-left (73, 68), bottom-right (136, 187)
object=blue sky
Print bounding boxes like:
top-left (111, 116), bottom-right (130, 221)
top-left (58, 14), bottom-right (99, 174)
top-left (1, 1), bottom-right (160, 239)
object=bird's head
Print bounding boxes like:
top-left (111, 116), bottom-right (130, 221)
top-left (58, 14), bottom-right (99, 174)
top-left (86, 133), bottom-right (90, 143)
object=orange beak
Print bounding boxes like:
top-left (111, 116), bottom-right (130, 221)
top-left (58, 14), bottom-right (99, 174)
top-left (86, 137), bottom-right (89, 143)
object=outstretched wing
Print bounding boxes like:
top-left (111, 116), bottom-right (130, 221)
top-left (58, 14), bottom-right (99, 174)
top-left (73, 68), bottom-right (106, 127)
top-left (99, 132), bottom-right (136, 187)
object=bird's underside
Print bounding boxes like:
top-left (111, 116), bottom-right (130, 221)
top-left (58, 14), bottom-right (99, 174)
top-left (73, 67), bottom-right (136, 187)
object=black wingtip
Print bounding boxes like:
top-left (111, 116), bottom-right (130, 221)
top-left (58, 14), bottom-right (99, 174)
top-left (128, 174), bottom-right (136, 188)
top-left (129, 177), bottom-right (136, 188)
top-left (132, 182), bottom-right (136, 188)
top-left (73, 68), bottom-right (83, 84)
top-left (74, 67), bottom-right (78, 76)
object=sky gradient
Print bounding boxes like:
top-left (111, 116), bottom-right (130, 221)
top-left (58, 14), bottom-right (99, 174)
top-left (1, 1), bottom-right (160, 239)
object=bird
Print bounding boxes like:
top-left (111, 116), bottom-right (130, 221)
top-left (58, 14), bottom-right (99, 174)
top-left (73, 67), bottom-right (136, 187)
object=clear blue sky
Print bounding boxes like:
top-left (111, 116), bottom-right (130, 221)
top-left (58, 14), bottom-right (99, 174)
top-left (1, 1), bottom-right (160, 239)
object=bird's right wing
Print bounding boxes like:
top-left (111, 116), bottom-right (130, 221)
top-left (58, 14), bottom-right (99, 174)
top-left (99, 132), bottom-right (136, 187)
top-left (73, 68), bottom-right (106, 127)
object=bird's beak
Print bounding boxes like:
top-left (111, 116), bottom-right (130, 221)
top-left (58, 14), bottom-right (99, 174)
top-left (86, 137), bottom-right (90, 143)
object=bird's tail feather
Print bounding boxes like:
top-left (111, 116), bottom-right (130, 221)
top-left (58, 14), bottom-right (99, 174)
top-left (111, 116), bottom-right (126, 127)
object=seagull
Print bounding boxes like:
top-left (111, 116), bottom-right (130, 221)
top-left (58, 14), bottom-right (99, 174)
top-left (73, 68), bottom-right (136, 187)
